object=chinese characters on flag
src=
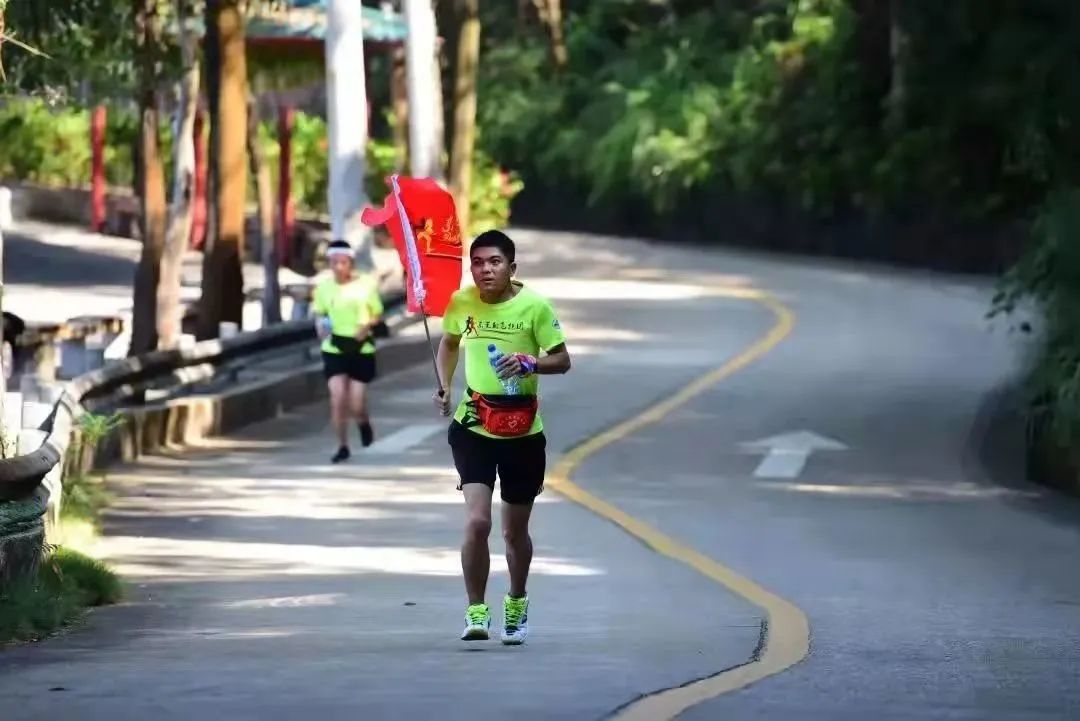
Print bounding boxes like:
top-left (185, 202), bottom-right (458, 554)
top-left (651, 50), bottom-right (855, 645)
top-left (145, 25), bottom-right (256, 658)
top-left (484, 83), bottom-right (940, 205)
top-left (361, 176), bottom-right (463, 317)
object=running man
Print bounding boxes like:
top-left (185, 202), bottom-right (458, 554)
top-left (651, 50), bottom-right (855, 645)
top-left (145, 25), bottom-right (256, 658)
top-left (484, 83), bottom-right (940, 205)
top-left (314, 240), bottom-right (384, 463)
top-left (433, 230), bottom-right (572, 645)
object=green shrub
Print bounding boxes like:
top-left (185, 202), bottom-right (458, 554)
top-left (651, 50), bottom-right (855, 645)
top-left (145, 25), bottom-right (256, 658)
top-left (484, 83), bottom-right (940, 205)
top-left (0, 99), bottom-right (521, 235)
top-left (0, 546), bottom-right (121, 645)
top-left (477, 0), bottom-right (1080, 229)
top-left (992, 190), bottom-right (1080, 446)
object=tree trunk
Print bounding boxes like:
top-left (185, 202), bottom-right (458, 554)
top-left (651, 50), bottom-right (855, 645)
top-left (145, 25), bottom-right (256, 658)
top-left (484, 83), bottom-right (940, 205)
top-left (247, 97), bottom-right (282, 325)
top-left (325, 0), bottom-right (373, 269)
top-left (530, 0), bottom-right (567, 70)
top-left (129, 0), bottom-right (168, 356)
top-left (157, 0), bottom-right (199, 350)
top-left (390, 46), bottom-right (409, 172)
top-left (431, 26), bottom-right (446, 182)
top-left (198, 0), bottom-right (247, 340)
top-left (449, 0), bottom-right (479, 236)
top-left (404, 0), bottom-right (442, 179)
top-left (886, 0), bottom-right (907, 131)
top-left (849, 0), bottom-right (891, 131)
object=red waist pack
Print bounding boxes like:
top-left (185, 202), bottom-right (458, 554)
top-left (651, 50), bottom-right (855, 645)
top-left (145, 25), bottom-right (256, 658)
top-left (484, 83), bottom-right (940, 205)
top-left (468, 388), bottom-right (538, 437)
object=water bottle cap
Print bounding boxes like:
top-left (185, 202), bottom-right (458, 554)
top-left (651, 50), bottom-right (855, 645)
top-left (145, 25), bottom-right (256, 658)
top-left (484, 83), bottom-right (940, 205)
top-left (487, 343), bottom-right (497, 351)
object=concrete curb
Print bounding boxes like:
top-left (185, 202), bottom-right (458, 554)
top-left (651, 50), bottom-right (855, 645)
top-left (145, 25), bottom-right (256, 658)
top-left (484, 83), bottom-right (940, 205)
top-left (87, 332), bottom-right (436, 471)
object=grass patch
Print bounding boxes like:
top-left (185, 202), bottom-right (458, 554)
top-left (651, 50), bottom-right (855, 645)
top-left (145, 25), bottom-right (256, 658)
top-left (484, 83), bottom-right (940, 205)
top-left (0, 411), bottom-right (127, 644)
top-left (0, 546), bottom-right (122, 645)
top-left (60, 473), bottom-right (111, 529)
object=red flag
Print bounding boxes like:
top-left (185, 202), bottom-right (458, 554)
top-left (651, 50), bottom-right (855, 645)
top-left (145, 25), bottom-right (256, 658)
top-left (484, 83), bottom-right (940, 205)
top-left (361, 176), bottom-right (463, 317)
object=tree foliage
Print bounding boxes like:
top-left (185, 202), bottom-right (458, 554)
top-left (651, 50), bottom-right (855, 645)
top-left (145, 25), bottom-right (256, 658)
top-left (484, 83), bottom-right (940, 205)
top-left (479, 0), bottom-right (1080, 449)
top-left (478, 0), bottom-right (1080, 228)
top-left (2, 0), bottom-right (137, 99)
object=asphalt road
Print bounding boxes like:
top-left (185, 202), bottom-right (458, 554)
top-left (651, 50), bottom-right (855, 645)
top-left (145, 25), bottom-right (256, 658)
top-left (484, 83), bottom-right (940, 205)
top-left (1, 228), bottom-right (1077, 719)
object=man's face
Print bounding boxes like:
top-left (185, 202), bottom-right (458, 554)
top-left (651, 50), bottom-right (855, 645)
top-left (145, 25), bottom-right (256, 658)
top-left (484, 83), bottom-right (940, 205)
top-left (470, 246), bottom-right (514, 293)
top-left (330, 254), bottom-right (353, 279)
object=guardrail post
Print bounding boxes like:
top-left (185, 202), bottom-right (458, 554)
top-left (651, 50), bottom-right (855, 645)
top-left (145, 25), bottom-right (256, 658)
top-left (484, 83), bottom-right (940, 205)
top-left (16, 428), bottom-right (58, 533)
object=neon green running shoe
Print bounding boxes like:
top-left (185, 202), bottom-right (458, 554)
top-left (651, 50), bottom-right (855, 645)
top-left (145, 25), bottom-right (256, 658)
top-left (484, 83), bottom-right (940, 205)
top-left (461, 603), bottom-right (490, 641)
top-left (501, 594), bottom-right (529, 645)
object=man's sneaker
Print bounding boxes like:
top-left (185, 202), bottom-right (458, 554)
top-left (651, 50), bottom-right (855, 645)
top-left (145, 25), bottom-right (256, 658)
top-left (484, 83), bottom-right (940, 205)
top-left (359, 422), bottom-right (374, 448)
top-left (331, 446), bottom-right (350, 464)
top-left (461, 603), bottom-right (491, 641)
top-left (501, 594), bottom-right (529, 645)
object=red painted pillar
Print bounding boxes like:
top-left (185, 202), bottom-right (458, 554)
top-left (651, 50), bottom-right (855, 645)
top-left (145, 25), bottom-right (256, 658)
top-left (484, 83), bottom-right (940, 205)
top-left (190, 109), bottom-right (208, 249)
top-left (90, 106), bottom-right (107, 233)
top-left (277, 105), bottom-right (295, 266)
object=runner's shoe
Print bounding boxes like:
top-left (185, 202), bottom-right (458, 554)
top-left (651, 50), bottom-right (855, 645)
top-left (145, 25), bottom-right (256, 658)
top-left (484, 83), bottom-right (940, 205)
top-left (501, 594), bottom-right (529, 645)
top-left (331, 446), bottom-right (350, 464)
top-left (359, 422), bottom-right (374, 448)
top-left (461, 603), bottom-right (491, 641)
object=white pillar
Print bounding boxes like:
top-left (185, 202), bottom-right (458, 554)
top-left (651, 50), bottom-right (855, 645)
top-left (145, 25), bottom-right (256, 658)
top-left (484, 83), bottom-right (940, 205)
top-left (325, 0), bottom-right (373, 270)
top-left (404, 0), bottom-right (441, 180)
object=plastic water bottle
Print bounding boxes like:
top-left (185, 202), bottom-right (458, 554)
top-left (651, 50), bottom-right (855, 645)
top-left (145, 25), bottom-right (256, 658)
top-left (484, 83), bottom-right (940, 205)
top-left (488, 343), bottom-right (520, 394)
top-left (319, 317), bottom-right (333, 335)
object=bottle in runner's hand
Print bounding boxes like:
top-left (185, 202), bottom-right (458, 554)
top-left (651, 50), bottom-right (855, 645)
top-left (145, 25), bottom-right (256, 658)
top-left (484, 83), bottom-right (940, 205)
top-left (487, 343), bottom-right (520, 395)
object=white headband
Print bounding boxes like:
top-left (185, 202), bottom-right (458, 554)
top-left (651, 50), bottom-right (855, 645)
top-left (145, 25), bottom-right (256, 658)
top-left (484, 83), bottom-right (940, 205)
top-left (326, 246), bottom-right (353, 259)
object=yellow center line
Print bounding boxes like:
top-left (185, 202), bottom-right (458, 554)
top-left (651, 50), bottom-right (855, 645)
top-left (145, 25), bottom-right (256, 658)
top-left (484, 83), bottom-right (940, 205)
top-left (545, 290), bottom-right (809, 720)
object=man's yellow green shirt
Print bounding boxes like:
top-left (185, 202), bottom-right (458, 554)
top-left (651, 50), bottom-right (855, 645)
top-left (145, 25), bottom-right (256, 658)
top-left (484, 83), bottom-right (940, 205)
top-left (442, 282), bottom-right (566, 438)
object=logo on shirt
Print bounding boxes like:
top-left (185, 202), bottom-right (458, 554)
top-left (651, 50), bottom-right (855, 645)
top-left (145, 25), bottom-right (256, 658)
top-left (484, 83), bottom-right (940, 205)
top-left (473, 319), bottom-right (526, 333)
top-left (552, 318), bottom-right (561, 330)
top-left (462, 315), bottom-right (528, 340)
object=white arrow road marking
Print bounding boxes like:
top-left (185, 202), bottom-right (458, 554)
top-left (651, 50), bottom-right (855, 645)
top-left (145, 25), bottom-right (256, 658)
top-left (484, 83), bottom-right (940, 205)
top-left (740, 430), bottom-right (848, 479)
top-left (367, 423), bottom-right (445, 455)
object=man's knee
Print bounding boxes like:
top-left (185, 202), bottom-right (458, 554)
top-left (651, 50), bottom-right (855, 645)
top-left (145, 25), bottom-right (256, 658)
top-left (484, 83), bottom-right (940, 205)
top-left (465, 514), bottom-right (492, 541)
top-left (502, 523), bottom-right (530, 548)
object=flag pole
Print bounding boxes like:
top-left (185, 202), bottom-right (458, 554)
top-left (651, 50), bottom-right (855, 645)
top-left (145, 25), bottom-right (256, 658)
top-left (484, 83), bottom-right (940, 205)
top-left (418, 298), bottom-right (443, 396)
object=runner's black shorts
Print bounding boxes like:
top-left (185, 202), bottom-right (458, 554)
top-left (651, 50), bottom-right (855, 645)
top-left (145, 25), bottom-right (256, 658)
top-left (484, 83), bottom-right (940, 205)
top-left (448, 420), bottom-right (546, 505)
top-left (322, 351), bottom-right (377, 383)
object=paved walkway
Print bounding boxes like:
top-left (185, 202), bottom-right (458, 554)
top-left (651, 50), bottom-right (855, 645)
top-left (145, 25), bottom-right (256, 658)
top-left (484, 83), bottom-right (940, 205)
top-left (2, 230), bottom-right (1079, 720)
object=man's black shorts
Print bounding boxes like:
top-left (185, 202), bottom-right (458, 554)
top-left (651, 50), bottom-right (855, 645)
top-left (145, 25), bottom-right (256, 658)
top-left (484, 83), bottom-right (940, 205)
top-left (322, 351), bottom-right (377, 383)
top-left (448, 421), bottom-right (546, 505)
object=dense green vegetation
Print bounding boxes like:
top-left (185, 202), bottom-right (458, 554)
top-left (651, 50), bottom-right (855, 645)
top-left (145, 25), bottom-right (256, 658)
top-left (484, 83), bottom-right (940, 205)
top-left (478, 1), bottom-right (1080, 243)
top-left (0, 98), bottom-right (520, 234)
top-left (477, 0), bottom-right (1080, 453)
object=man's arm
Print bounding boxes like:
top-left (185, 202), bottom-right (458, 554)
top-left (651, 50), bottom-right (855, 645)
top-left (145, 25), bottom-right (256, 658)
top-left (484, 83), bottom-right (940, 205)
top-left (496, 299), bottom-right (570, 378)
top-left (536, 342), bottom-right (571, 374)
top-left (434, 332), bottom-right (462, 415)
top-left (495, 342), bottom-right (571, 378)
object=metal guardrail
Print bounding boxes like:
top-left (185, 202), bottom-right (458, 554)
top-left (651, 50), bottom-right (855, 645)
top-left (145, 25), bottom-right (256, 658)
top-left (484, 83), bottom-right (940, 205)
top-left (0, 289), bottom-right (406, 503)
